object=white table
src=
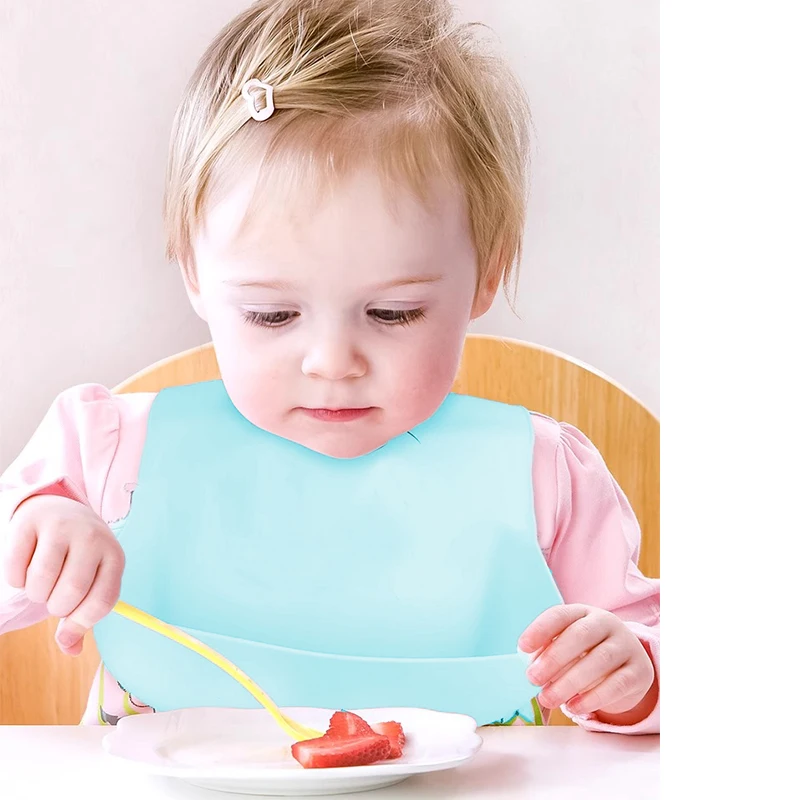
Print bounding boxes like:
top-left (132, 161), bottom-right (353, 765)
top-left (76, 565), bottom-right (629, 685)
top-left (0, 725), bottom-right (659, 799)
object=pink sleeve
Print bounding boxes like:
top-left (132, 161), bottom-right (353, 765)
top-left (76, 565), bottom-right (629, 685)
top-left (531, 413), bottom-right (660, 735)
top-left (0, 385), bottom-right (154, 635)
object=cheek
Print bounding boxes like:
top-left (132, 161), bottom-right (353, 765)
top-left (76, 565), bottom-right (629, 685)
top-left (203, 306), bottom-right (286, 422)
top-left (214, 353), bottom-right (286, 432)
top-left (389, 317), bottom-right (468, 416)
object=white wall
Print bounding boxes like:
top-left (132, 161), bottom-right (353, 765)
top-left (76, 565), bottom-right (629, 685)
top-left (0, 0), bottom-right (658, 471)
top-left (458, 0), bottom-right (659, 416)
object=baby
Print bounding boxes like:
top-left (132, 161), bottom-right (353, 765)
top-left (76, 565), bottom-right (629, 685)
top-left (0, 0), bottom-right (659, 733)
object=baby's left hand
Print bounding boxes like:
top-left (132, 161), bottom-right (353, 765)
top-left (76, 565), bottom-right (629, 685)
top-left (518, 604), bottom-right (655, 719)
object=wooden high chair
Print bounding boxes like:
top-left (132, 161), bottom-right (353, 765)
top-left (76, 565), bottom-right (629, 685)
top-left (0, 334), bottom-right (659, 726)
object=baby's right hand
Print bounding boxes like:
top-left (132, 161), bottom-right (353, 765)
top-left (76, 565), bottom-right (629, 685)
top-left (2, 494), bottom-right (124, 656)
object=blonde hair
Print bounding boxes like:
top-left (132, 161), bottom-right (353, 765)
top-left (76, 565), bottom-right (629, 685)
top-left (164, 0), bottom-right (531, 294)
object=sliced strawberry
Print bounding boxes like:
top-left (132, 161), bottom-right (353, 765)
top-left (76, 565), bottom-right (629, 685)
top-left (372, 721), bottom-right (406, 759)
top-left (326, 710), bottom-right (376, 739)
top-left (291, 733), bottom-right (391, 769)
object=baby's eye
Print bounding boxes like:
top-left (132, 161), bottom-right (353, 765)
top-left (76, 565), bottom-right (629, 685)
top-left (242, 309), bottom-right (299, 328)
top-left (368, 308), bottom-right (426, 326)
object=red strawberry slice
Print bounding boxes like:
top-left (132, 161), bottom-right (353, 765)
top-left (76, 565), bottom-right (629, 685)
top-left (372, 721), bottom-right (406, 759)
top-left (291, 733), bottom-right (391, 769)
top-left (326, 710), bottom-right (376, 739)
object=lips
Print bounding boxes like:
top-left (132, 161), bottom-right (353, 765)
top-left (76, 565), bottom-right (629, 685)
top-left (300, 408), bottom-right (374, 422)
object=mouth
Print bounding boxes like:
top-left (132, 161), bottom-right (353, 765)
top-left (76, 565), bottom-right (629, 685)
top-left (298, 407), bottom-right (375, 422)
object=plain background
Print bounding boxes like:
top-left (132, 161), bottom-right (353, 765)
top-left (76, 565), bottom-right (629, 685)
top-left (0, 0), bottom-right (658, 470)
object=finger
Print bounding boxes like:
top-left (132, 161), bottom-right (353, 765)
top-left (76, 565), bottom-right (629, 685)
top-left (527, 650), bottom-right (584, 690)
top-left (3, 521), bottom-right (37, 589)
top-left (535, 639), bottom-right (630, 709)
top-left (46, 546), bottom-right (101, 620)
top-left (526, 612), bottom-right (615, 687)
top-left (55, 618), bottom-right (86, 657)
top-left (60, 553), bottom-right (122, 642)
top-left (518, 604), bottom-right (590, 654)
top-left (23, 538), bottom-right (68, 604)
top-left (563, 664), bottom-right (650, 716)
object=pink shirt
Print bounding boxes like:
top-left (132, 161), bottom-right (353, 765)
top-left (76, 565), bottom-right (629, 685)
top-left (0, 384), bottom-right (660, 733)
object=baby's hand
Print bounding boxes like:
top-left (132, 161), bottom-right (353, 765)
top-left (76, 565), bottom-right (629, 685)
top-left (3, 494), bottom-right (124, 656)
top-left (519, 604), bottom-right (655, 722)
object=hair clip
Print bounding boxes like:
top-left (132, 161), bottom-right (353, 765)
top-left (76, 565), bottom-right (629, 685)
top-left (242, 78), bottom-right (275, 121)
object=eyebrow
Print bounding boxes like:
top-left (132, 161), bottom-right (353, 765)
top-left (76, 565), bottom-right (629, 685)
top-left (375, 275), bottom-right (443, 289)
top-left (223, 279), bottom-right (294, 290)
top-left (223, 275), bottom-right (443, 290)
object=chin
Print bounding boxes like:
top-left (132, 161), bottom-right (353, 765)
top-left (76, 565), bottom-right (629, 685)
top-left (295, 433), bottom-right (385, 460)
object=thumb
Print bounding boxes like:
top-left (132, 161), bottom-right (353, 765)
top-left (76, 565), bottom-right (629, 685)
top-left (55, 618), bottom-right (87, 657)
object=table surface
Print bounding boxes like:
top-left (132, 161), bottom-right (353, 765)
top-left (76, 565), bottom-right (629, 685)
top-left (0, 725), bottom-right (659, 800)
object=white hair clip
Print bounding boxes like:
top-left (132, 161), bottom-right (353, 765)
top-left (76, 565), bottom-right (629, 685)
top-left (242, 78), bottom-right (275, 121)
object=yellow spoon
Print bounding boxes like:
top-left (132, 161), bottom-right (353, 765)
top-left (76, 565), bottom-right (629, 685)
top-left (112, 600), bottom-right (323, 741)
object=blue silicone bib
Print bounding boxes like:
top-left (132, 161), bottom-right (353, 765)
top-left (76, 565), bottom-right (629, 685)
top-left (93, 382), bottom-right (562, 724)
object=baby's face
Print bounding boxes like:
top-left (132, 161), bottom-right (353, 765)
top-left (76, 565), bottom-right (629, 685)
top-left (188, 168), bottom-right (494, 458)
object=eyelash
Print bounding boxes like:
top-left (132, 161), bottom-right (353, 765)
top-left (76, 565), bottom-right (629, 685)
top-left (242, 310), bottom-right (298, 328)
top-left (368, 308), bottom-right (426, 326)
top-left (241, 308), bottom-right (426, 328)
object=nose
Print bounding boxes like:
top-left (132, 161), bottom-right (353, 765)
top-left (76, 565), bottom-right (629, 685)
top-left (301, 329), bottom-right (367, 381)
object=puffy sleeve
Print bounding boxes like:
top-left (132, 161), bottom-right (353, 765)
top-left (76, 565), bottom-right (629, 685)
top-left (531, 413), bottom-right (660, 734)
top-left (0, 385), bottom-right (152, 635)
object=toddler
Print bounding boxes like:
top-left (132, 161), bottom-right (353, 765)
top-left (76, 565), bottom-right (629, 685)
top-left (0, 0), bottom-right (659, 733)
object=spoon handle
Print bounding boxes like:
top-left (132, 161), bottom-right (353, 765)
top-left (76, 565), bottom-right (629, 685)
top-left (112, 600), bottom-right (322, 741)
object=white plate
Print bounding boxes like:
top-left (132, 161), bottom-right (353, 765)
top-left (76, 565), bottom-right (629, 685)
top-left (103, 706), bottom-right (483, 796)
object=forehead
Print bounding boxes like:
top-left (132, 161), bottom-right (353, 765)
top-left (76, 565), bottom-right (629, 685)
top-left (197, 112), bottom-right (472, 250)
top-left (196, 162), bottom-right (473, 279)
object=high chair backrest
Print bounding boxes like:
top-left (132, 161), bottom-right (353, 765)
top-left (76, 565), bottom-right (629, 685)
top-left (0, 334), bottom-right (658, 725)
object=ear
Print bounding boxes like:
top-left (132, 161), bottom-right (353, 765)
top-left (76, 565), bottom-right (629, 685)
top-left (471, 273), bottom-right (500, 320)
top-left (179, 258), bottom-right (207, 321)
